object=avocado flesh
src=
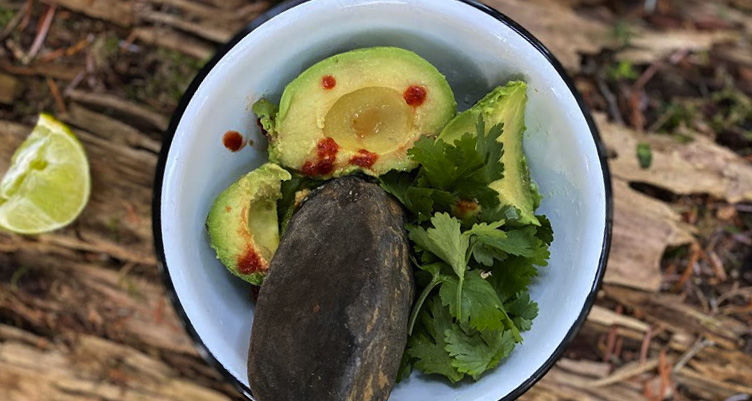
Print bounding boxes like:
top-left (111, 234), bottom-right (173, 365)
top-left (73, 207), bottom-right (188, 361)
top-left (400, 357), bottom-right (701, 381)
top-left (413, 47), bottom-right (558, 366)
top-left (439, 81), bottom-right (541, 225)
top-left (258, 47), bottom-right (456, 178)
top-left (206, 163), bottom-right (291, 285)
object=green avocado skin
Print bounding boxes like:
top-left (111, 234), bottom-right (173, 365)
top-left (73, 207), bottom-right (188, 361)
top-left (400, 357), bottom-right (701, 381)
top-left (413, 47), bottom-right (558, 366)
top-left (248, 177), bottom-right (414, 401)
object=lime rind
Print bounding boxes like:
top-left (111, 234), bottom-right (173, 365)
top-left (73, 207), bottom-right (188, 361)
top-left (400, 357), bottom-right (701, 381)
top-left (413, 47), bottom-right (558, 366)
top-left (0, 114), bottom-right (91, 234)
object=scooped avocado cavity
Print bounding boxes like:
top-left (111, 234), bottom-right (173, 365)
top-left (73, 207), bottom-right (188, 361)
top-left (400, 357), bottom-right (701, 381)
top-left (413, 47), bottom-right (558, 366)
top-left (206, 163), bottom-right (291, 285)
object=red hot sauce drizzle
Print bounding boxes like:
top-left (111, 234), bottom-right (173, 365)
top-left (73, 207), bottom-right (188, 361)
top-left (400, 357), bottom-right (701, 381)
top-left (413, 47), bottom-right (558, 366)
top-left (223, 130), bottom-right (245, 152)
top-left (237, 246), bottom-right (266, 275)
top-left (349, 149), bottom-right (379, 169)
top-left (403, 85), bottom-right (427, 107)
top-left (322, 75), bottom-right (336, 90)
top-left (302, 137), bottom-right (340, 176)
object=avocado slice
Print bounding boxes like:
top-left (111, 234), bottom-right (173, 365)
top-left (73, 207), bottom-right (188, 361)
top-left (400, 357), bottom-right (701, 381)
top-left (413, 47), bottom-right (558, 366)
top-left (439, 81), bottom-right (542, 225)
top-left (255, 47), bottom-right (456, 178)
top-left (206, 163), bottom-right (291, 285)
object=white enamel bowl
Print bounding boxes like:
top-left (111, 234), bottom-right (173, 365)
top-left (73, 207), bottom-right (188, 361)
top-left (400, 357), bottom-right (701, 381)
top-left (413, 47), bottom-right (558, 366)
top-left (153, 0), bottom-right (613, 400)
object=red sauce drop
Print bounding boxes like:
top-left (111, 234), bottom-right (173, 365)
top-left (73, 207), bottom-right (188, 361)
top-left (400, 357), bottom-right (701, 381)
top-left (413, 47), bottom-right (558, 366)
top-left (322, 75), bottom-right (336, 89)
top-left (237, 247), bottom-right (265, 275)
top-left (301, 161), bottom-right (317, 176)
top-left (349, 149), bottom-right (379, 168)
top-left (404, 85), bottom-right (427, 107)
top-left (223, 130), bottom-right (245, 152)
top-left (317, 137), bottom-right (339, 159)
top-left (302, 137), bottom-right (340, 176)
top-left (454, 200), bottom-right (479, 218)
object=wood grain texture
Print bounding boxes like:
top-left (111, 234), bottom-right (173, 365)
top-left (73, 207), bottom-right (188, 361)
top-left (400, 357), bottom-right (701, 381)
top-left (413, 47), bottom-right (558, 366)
top-left (1, 1), bottom-right (751, 400)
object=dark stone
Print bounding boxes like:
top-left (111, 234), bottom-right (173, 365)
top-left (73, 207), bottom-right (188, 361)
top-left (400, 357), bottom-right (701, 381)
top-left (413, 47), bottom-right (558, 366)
top-left (248, 176), bottom-right (414, 401)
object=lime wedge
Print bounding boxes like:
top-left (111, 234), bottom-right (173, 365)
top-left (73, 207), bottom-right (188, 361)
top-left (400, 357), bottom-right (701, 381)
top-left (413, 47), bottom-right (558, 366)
top-left (0, 114), bottom-right (91, 234)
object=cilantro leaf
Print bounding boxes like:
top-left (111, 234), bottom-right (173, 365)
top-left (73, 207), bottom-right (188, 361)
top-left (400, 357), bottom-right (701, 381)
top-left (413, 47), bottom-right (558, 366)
top-left (408, 137), bottom-right (459, 190)
top-left (471, 244), bottom-right (508, 267)
top-left (439, 270), bottom-right (506, 331)
top-left (445, 133), bottom-right (487, 183)
top-left (504, 292), bottom-right (539, 332)
top-left (407, 213), bottom-right (468, 278)
top-left (445, 325), bottom-right (515, 380)
top-left (474, 118), bottom-right (505, 184)
top-left (408, 262), bottom-right (449, 335)
top-left (535, 215), bottom-right (554, 245)
top-left (464, 220), bottom-right (505, 239)
top-left (408, 213), bottom-right (470, 319)
top-left (492, 226), bottom-right (550, 266)
top-left (489, 256), bottom-right (539, 302)
top-left (380, 172), bottom-right (456, 223)
top-left (464, 221), bottom-right (508, 266)
top-left (407, 298), bottom-right (464, 383)
top-left (396, 350), bottom-right (413, 383)
top-left (378, 170), bottom-right (414, 206)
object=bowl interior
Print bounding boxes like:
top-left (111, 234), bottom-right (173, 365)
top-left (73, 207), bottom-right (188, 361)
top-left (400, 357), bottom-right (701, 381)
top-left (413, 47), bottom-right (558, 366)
top-left (157, 0), bottom-right (609, 400)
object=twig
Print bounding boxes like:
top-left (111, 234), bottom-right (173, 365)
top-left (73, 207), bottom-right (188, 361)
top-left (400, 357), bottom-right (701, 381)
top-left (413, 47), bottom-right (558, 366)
top-left (717, 286), bottom-right (752, 305)
top-left (629, 61), bottom-right (661, 132)
top-left (723, 395), bottom-right (751, 401)
top-left (154, 295), bottom-right (165, 324)
top-left (691, 281), bottom-right (710, 313)
top-left (63, 70), bottom-right (85, 96)
top-left (141, 11), bottom-right (232, 43)
top-left (67, 89), bottom-right (170, 131)
top-left (5, 39), bottom-right (26, 61)
top-left (654, 349), bottom-right (669, 401)
top-left (38, 37), bottom-right (90, 62)
top-left (673, 242), bottom-right (700, 292)
top-left (673, 337), bottom-right (713, 373)
top-left (19, 0), bottom-right (33, 31)
top-left (24, 5), bottom-right (56, 65)
top-left (640, 326), bottom-right (653, 364)
top-left (706, 251), bottom-right (727, 282)
top-left (46, 77), bottom-right (66, 114)
top-left (596, 77), bottom-right (624, 125)
top-left (613, 336), bottom-right (623, 361)
top-left (0, 2), bottom-right (29, 41)
top-left (604, 305), bottom-right (623, 362)
top-left (590, 358), bottom-right (660, 387)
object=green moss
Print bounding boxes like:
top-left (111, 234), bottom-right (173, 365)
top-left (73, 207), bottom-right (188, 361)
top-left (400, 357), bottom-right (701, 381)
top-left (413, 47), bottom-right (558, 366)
top-left (612, 20), bottom-right (635, 47)
top-left (662, 101), bottom-right (695, 132)
top-left (607, 61), bottom-right (638, 81)
top-left (636, 142), bottom-right (652, 169)
top-left (0, 7), bottom-right (15, 28)
top-left (9, 266), bottom-right (29, 292)
top-left (138, 48), bottom-right (205, 108)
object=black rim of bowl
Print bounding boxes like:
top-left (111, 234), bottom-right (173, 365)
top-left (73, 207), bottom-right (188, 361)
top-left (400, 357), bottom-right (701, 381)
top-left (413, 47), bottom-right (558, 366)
top-left (151, 0), bottom-right (614, 400)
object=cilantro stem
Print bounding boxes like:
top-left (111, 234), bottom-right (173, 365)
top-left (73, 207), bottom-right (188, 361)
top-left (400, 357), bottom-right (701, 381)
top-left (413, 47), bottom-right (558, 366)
top-left (407, 276), bottom-right (444, 335)
top-left (456, 276), bottom-right (463, 321)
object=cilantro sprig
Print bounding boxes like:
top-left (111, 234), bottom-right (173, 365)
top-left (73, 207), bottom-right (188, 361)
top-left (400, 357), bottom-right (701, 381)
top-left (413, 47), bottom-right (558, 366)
top-left (381, 116), bottom-right (552, 383)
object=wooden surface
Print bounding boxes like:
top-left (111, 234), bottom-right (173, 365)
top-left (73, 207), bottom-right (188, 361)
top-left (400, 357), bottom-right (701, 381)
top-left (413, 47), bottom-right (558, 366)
top-left (1, 0), bottom-right (751, 400)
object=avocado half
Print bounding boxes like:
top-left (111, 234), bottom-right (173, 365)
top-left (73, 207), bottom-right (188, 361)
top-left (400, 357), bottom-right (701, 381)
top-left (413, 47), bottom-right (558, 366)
top-left (255, 47), bottom-right (457, 178)
top-left (439, 81), bottom-right (542, 225)
top-left (206, 163), bottom-right (291, 285)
